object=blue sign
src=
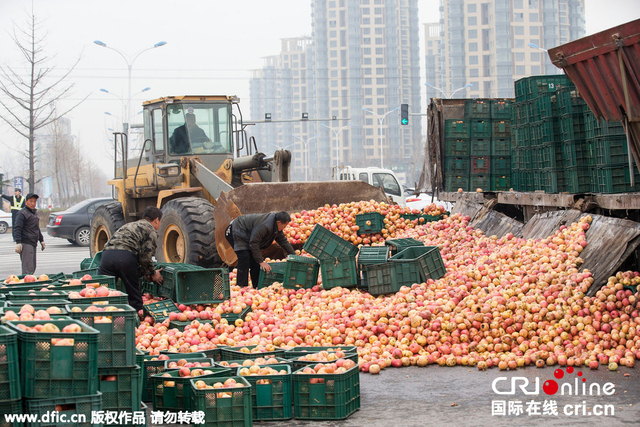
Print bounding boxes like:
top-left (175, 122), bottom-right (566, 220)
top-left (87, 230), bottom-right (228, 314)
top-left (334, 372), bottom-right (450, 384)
top-left (13, 177), bottom-right (23, 191)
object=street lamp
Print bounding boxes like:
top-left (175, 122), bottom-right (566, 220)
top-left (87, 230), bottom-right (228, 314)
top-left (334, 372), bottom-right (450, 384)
top-left (527, 43), bottom-right (548, 52)
top-left (362, 107), bottom-right (399, 169)
top-left (320, 123), bottom-right (352, 169)
top-left (100, 87), bottom-right (151, 131)
top-left (425, 83), bottom-right (473, 99)
top-left (293, 134), bottom-right (320, 182)
top-left (93, 40), bottom-right (166, 131)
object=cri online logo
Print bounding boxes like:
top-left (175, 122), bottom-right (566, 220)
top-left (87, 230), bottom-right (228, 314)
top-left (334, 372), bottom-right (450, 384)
top-left (492, 367), bottom-right (616, 396)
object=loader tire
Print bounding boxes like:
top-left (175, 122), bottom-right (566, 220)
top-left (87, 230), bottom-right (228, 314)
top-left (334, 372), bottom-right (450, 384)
top-left (157, 197), bottom-right (221, 267)
top-left (90, 202), bottom-right (125, 257)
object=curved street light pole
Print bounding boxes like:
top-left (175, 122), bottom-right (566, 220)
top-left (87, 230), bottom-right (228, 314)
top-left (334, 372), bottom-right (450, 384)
top-left (425, 83), bottom-right (473, 99)
top-left (293, 134), bottom-right (320, 182)
top-left (320, 123), bottom-right (352, 170)
top-left (94, 40), bottom-right (166, 131)
top-left (362, 107), bottom-right (399, 169)
top-left (99, 87), bottom-right (151, 131)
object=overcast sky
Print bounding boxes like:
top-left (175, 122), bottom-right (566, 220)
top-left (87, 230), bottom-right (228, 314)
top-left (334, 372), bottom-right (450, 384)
top-left (0, 0), bottom-right (638, 179)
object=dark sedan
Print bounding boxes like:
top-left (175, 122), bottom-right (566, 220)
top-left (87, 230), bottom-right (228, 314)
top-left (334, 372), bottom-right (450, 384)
top-left (46, 197), bottom-right (113, 246)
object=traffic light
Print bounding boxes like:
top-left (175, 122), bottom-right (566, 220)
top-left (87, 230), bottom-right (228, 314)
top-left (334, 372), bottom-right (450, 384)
top-left (400, 104), bottom-right (409, 125)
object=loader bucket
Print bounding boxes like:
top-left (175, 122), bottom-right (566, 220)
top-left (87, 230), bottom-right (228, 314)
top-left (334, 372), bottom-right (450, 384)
top-left (223, 181), bottom-right (392, 214)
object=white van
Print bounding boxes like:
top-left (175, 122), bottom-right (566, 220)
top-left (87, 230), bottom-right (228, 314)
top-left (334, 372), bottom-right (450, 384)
top-left (331, 166), bottom-right (406, 207)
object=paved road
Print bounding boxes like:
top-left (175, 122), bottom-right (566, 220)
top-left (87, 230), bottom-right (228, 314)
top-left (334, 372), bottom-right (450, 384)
top-left (2, 230), bottom-right (640, 426)
top-left (0, 230), bottom-right (90, 279)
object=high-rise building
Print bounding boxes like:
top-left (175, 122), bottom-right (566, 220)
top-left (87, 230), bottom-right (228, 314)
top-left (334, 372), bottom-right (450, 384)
top-left (425, 0), bottom-right (586, 100)
top-left (249, 0), bottom-right (423, 183)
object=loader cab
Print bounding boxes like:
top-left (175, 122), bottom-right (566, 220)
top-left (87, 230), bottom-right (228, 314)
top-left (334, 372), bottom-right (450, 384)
top-left (142, 96), bottom-right (236, 172)
top-left (332, 166), bottom-right (406, 207)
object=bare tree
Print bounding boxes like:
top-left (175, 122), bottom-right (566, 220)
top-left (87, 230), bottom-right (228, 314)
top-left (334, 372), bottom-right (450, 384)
top-left (0, 11), bottom-right (85, 193)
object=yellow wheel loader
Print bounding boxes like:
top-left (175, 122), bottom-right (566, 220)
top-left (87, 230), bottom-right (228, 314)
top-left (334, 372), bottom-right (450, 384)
top-left (90, 95), bottom-right (391, 267)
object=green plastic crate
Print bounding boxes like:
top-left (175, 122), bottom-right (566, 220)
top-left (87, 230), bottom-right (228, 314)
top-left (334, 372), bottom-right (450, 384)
top-left (362, 263), bottom-right (396, 296)
top-left (444, 157), bottom-right (470, 175)
top-left (60, 275), bottom-right (116, 289)
top-left (470, 119), bottom-right (491, 138)
top-left (491, 175), bottom-right (511, 191)
top-left (444, 119), bottom-right (470, 138)
top-left (320, 257), bottom-right (358, 289)
top-left (5, 299), bottom-right (71, 309)
top-left (151, 366), bottom-right (231, 412)
top-left (492, 120), bottom-right (511, 138)
top-left (136, 349), bottom-right (145, 400)
top-left (491, 99), bottom-right (511, 119)
top-left (237, 364), bottom-right (292, 421)
top-left (515, 74), bottom-right (572, 101)
top-left (72, 268), bottom-right (99, 279)
top-left (143, 300), bottom-right (180, 323)
top-left (176, 268), bottom-right (230, 305)
top-left (67, 288), bottom-right (128, 306)
top-left (444, 174), bottom-right (469, 192)
top-left (140, 280), bottom-right (159, 296)
top-left (155, 263), bottom-right (197, 300)
top-left (559, 113), bottom-right (587, 141)
top-left (556, 86), bottom-right (587, 115)
top-left (6, 290), bottom-right (68, 301)
top-left (491, 157), bottom-right (511, 175)
top-left (588, 135), bottom-right (631, 166)
top-left (0, 326), bottom-right (20, 402)
top-left (66, 304), bottom-right (137, 368)
top-left (355, 212), bottom-right (384, 235)
top-left (6, 319), bottom-right (99, 399)
top-left (286, 348), bottom-right (359, 371)
top-left (464, 99), bottom-right (491, 119)
top-left (189, 376), bottom-right (252, 427)
top-left (257, 262), bottom-right (286, 289)
top-left (491, 138), bottom-right (511, 157)
top-left (98, 365), bottom-right (141, 411)
top-left (391, 246), bottom-right (446, 282)
top-left (79, 252), bottom-right (102, 271)
top-left (141, 352), bottom-right (207, 402)
top-left (169, 319), bottom-right (213, 331)
top-left (163, 358), bottom-right (215, 370)
top-left (470, 137), bottom-right (491, 156)
top-left (79, 258), bottom-right (94, 271)
top-left (513, 125), bottom-right (532, 147)
top-left (302, 225), bottom-right (358, 260)
top-left (565, 167), bottom-right (591, 193)
top-left (292, 365), bottom-right (360, 420)
top-left (540, 143), bottom-right (563, 169)
top-left (283, 255), bottom-right (319, 289)
top-left (221, 306), bottom-right (252, 324)
top-left (561, 140), bottom-right (589, 168)
top-left (444, 138), bottom-right (469, 156)
top-left (540, 168), bottom-right (567, 193)
top-left (384, 238), bottom-right (424, 256)
top-left (356, 246), bottom-right (389, 290)
top-left (283, 346), bottom-right (358, 361)
top-left (592, 165), bottom-right (640, 193)
top-left (220, 345), bottom-right (285, 362)
top-left (216, 357), bottom-right (291, 370)
top-left (536, 93), bottom-right (557, 119)
top-left (470, 156), bottom-right (490, 174)
top-left (23, 392), bottom-right (102, 427)
top-left (0, 399), bottom-right (22, 427)
top-left (470, 174), bottom-right (490, 191)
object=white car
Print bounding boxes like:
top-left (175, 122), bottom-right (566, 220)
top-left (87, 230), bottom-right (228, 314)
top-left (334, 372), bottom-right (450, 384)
top-left (0, 210), bottom-right (12, 234)
top-left (405, 193), bottom-right (455, 212)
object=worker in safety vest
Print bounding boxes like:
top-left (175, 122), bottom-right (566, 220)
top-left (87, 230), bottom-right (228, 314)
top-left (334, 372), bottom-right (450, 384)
top-left (1, 188), bottom-right (25, 228)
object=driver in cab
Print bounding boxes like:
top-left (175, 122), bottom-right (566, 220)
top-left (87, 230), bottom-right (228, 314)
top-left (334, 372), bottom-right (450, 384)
top-left (169, 112), bottom-right (224, 154)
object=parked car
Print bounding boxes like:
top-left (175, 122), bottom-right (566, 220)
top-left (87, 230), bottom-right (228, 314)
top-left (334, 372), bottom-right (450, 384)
top-left (46, 197), bottom-right (113, 246)
top-left (0, 210), bottom-right (12, 234)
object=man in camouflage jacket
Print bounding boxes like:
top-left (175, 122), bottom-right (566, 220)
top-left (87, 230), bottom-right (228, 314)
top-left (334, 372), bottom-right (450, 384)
top-left (99, 206), bottom-right (164, 311)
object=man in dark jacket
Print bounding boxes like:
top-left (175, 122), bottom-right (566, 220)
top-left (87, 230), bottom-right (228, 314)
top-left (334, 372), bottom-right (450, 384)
top-left (169, 113), bottom-right (210, 154)
top-left (13, 193), bottom-right (45, 275)
top-left (99, 206), bottom-right (164, 312)
top-left (226, 211), bottom-right (295, 287)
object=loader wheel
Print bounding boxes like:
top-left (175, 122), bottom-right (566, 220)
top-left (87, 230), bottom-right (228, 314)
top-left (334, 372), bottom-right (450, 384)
top-left (90, 202), bottom-right (125, 257)
top-left (157, 197), bottom-right (221, 267)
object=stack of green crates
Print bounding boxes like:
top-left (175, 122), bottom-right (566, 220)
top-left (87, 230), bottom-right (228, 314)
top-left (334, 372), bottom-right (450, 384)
top-left (302, 224), bottom-right (360, 290)
top-left (584, 108), bottom-right (640, 193)
top-left (444, 98), bottom-right (512, 192)
top-left (6, 318), bottom-right (103, 423)
top-left (67, 303), bottom-right (143, 425)
top-left (0, 325), bottom-right (21, 423)
top-left (156, 263), bottom-right (231, 305)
